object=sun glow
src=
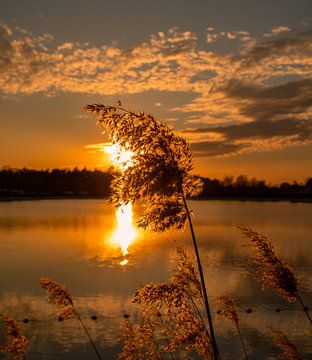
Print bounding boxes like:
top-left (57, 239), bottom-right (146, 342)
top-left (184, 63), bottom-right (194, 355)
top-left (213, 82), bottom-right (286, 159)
top-left (104, 143), bottom-right (137, 264)
top-left (103, 143), bottom-right (133, 170)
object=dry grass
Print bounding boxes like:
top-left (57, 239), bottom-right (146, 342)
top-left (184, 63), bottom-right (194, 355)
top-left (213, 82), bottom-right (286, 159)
top-left (85, 102), bottom-right (220, 359)
top-left (84, 102), bottom-right (202, 232)
top-left (118, 248), bottom-right (213, 360)
top-left (239, 227), bottom-right (297, 302)
top-left (38, 277), bottom-right (103, 360)
top-left (271, 328), bottom-right (303, 360)
top-left (39, 277), bottom-right (75, 319)
top-left (1, 315), bottom-right (27, 360)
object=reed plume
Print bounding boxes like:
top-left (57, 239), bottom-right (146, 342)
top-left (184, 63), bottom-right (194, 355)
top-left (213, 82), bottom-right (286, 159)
top-left (38, 277), bottom-right (103, 360)
top-left (270, 328), bottom-right (303, 360)
top-left (127, 248), bottom-right (213, 359)
top-left (39, 277), bottom-right (75, 319)
top-left (239, 227), bottom-right (297, 302)
top-left (118, 313), bottom-right (162, 360)
top-left (84, 102), bottom-right (220, 359)
top-left (84, 102), bottom-right (202, 230)
top-left (1, 315), bottom-right (27, 360)
top-left (216, 296), bottom-right (248, 359)
top-left (239, 227), bottom-right (312, 325)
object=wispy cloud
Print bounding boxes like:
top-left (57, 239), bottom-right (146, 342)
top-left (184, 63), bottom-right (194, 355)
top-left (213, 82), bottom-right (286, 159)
top-left (263, 25), bottom-right (292, 38)
top-left (0, 23), bottom-right (311, 157)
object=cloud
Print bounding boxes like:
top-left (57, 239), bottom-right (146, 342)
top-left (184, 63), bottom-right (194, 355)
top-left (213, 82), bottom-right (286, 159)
top-left (183, 117), bottom-right (312, 157)
top-left (223, 78), bottom-right (312, 120)
top-left (263, 25), bottom-right (292, 38)
top-left (190, 141), bottom-right (247, 157)
top-left (242, 31), bottom-right (312, 66)
top-left (206, 28), bottom-right (253, 44)
top-left (187, 118), bottom-right (311, 141)
top-left (0, 23), bottom-right (312, 157)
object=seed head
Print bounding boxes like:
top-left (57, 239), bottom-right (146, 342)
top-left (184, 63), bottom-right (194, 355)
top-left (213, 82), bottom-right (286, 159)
top-left (215, 296), bottom-right (239, 325)
top-left (239, 227), bottom-right (298, 302)
top-left (84, 103), bottom-right (203, 231)
top-left (271, 328), bottom-right (303, 360)
top-left (1, 315), bottom-right (27, 360)
top-left (38, 277), bottom-right (75, 319)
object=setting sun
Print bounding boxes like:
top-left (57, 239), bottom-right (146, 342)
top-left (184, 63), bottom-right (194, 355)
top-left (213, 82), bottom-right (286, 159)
top-left (103, 143), bottom-right (133, 170)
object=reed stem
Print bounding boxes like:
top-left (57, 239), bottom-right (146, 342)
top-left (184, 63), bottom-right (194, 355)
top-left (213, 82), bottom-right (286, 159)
top-left (75, 310), bottom-right (103, 360)
top-left (296, 293), bottom-right (312, 326)
top-left (181, 192), bottom-right (221, 360)
top-left (235, 321), bottom-right (249, 360)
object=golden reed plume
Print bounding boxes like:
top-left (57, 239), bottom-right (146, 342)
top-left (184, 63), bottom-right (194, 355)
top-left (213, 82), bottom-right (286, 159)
top-left (38, 277), bottom-right (103, 360)
top-left (239, 227), bottom-right (312, 326)
top-left (1, 315), bottom-right (27, 360)
top-left (39, 277), bottom-right (75, 319)
top-left (239, 227), bottom-right (297, 302)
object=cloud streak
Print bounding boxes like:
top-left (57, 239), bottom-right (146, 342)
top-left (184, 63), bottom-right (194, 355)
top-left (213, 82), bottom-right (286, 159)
top-left (0, 23), bottom-right (311, 157)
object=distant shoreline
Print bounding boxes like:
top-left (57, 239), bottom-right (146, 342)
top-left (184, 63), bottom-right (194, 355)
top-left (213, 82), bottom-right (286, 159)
top-left (1, 196), bottom-right (311, 203)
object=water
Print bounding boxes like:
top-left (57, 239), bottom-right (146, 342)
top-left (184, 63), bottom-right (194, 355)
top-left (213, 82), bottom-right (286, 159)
top-left (0, 199), bottom-right (311, 359)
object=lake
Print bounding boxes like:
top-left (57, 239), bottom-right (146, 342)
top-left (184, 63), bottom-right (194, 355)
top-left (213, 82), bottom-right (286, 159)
top-left (0, 199), bottom-right (311, 359)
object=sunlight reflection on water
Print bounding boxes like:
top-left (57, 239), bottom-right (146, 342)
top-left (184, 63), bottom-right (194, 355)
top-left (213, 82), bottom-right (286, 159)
top-left (0, 200), bottom-right (311, 359)
top-left (109, 203), bottom-right (137, 264)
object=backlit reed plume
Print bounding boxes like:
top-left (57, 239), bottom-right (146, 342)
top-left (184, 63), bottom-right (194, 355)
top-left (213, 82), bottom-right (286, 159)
top-left (239, 227), bottom-right (312, 325)
top-left (118, 313), bottom-right (163, 360)
top-left (1, 315), bottom-right (27, 360)
top-left (270, 328), bottom-right (303, 360)
top-left (38, 278), bottom-right (103, 360)
top-left (84, 102), bottom-right (220, 359)
top-left (119, 248), bottom-right (213, 359)
top-left (216, 296), bottom-right (248, 359)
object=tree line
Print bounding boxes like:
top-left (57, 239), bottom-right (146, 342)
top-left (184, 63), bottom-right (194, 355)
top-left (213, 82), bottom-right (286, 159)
top-left (0, 167), bottom-right (311, 200)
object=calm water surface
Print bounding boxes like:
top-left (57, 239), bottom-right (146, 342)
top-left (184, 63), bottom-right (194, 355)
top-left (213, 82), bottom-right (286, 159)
top-left (0, 200), bottom-right (311, 359)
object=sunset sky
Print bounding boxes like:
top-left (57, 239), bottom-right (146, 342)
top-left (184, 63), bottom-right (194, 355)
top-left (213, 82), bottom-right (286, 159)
top-left (1, 0), bottom-right (311, 183)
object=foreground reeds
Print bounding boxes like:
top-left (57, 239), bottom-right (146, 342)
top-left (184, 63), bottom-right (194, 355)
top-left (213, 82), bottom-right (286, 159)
top-left (239, 227), bottom-right (312, 326)
top-left (119, 248), bottom-right (213, 359)
top-left (215, 296), bottom-right (248, 359)
top-left (84, 102), bottom-right (220, 359)
top-left (38, 277), bottom-right (103, 360)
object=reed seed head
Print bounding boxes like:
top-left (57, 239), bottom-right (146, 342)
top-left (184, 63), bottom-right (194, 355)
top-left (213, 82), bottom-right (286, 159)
top-left (38, 277), bottom-right (75, 319)
top-left (84, 103), bottom-right (203, 232)
top-left (1, 315), bottom-right (27, 360)
top-left (239, 227), bottom-right (298, 302)
top-left (215, 296), bottom-right (239, 325)
top-left (270, 328), bottom-right (303, 360)
top-left (129, 248), bottom-right (212, 358)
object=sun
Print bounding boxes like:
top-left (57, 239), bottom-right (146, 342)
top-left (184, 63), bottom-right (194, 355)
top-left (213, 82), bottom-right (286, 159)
top-left (103, 143), bottom-right (133, 170)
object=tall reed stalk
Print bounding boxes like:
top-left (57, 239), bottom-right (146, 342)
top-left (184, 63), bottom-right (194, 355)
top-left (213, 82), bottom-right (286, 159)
top-left (84, 102), bottom-right (220, 359)
top-left (182, 191), bottom-right (220, 360)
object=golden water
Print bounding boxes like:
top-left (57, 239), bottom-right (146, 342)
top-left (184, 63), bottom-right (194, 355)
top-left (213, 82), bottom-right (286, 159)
top-left (0, 200), bottom-right (311, 359)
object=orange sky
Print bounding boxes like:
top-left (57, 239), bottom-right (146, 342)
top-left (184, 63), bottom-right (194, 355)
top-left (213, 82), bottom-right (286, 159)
top-left (0, 1), bottom-right (311, 183)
